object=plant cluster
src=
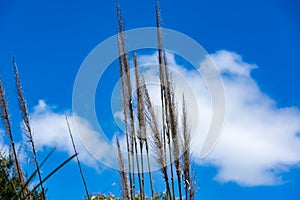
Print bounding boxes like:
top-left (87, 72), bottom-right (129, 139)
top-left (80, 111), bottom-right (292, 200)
top-left (114, 1), bottom-right (195, 200)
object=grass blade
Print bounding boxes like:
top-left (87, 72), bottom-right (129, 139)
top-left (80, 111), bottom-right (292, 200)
top-left (65, 114), bottom-right (90, 199)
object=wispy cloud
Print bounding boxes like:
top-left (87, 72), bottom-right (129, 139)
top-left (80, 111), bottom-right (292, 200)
top-left (30, 100), bottom-right (113, 171)
top-left (197, 50), bottom-right (300, 186)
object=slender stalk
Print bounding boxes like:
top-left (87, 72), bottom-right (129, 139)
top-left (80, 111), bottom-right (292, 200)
top-left (116, 134), bottom-right (130, 199)
top-left (13, 58), bottom-right (46, 200)
top-left (182, 98), bottom-right (190, 200)
top-left (145, 137), bottom-right (154, 199)
top-left (133, 52), bottom-right (146, 199)
top-left (155, 1), bottom-right (174, 199)
top-left (162, 81), bottom-right (175, 200)
top-left (0, 76), bottom-right (27, 199)
top-left (138, 79), bottom-right (155, 199)
top-left (65, 114), bottom-right (90, 200)
top-left (116, 2), bottom-right (134, 198)
top-left (117, 29), bottom-right (133, 200)
top-left (190, 169), bottom-right (195, 200)
top-left (182, 95), bottom-right (194, 200)
top-left (167, 130), bottom-right (175, 200)
top-left (142, 79), bottom-right (171, 199)
top-left (161, 77), bottom-right (176, 200)
top-left (30, 153), bottom-right (77, 194)
top-left (155, 0), bottom-right (167, 160)
top-left (129, 54), bottom-right (142, 200)
top-left (164, 53), bottom-right (182, 200)
top-left (116, 1), bottom-right (141, 197)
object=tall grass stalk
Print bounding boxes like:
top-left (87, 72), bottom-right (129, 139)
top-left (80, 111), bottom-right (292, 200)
top-left (117, 1), bottom-right (142, 197)
top-left (13, 58), bottom-right (46, 200)
top-left (142, 79), bottom-right (171, 199)
top-left (0, 75), bottom-right (27, 199)
top-left (163, 53), bottom-right (182, 200)
top-left (182, 95), bottom-right (193, 200)
top-left (133, 52), bottom-right (146, 199)
top-left (155, 1), bottom-right (178, 199)
top-left (117, 33), bottom-right (133, 199)
top-left (134, 59), bottom-right (155, 199)
top-left (116, 2), bottom-right (134, 198)
top-left (65, 114), bottom-right (90, 200)
top-left (116, 134), bottom-right (131, 199)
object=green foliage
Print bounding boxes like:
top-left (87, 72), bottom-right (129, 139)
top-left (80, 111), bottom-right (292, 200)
top-left (90, 195), bottom-right (120, 200)
top-left (89, 192), bottom-right (168, 200)
top-left (0, 155), bottom-right (19, 199)
top-left (0, 148), bottom-right (76, 200)
top-left (0, 154), bottom-right (44, 199)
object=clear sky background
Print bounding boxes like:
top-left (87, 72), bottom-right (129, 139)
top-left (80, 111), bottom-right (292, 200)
top-left (1, 0), bottom-right (300, 199)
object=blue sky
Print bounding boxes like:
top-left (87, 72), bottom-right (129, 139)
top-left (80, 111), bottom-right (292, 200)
top-left (1, 0), bottom-right (300, 199)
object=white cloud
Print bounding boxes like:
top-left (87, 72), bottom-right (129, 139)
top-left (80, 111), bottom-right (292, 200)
top-left (30, 100), bottom-right (113, 170)
top-left (209, 50), bottom-right (257, 77)
top-left (196, 50), bottom-right (300, 186)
